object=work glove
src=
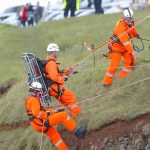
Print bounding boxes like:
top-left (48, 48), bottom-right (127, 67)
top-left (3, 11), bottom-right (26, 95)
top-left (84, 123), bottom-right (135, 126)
top-left (44, 120), bottom-right (49, 127)
top-left (55, 108), bottom-right (65, 113)
top-left (58, 108), bottom-right (65, 112)
top-left (72, 70), bottom-right (79, 74)
top-left (46, 111), bottom-right (50, 116)
top-left (133, 45), bottom-right (142, 52)
top-left (136, 34), bottom-right (141, 39)
top-left (64, 68), bottom-right (73, 76)
top-left (64, 76), bottom-right (68, 81)
top-left (63, 67), bottom-right (73, 81)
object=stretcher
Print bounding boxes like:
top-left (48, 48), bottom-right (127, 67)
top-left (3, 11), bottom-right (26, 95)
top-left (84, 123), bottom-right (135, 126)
top-left (22, 53), bottom-right (51, 106)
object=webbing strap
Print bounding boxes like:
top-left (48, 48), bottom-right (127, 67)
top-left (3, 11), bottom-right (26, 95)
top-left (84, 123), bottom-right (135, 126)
top-left (111, 50), bottom-right (127, 54)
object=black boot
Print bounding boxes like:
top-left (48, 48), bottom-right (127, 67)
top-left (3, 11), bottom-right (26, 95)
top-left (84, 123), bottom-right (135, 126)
top-left (73, 123), bottom-right (88, 139)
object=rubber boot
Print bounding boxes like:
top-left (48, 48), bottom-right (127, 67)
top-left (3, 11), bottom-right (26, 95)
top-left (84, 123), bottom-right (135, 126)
top-left (73, 123), bottom-right (88, 139)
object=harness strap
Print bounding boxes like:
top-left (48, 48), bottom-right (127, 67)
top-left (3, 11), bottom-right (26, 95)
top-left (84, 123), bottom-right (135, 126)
top-left (26, 96), bottom-right (50, 133)
top-left (111, 50), bottom-right (127, 54)
top-left (111, 34), bottom-right (121, 44)
top-left (50, 86), bottom-right (65, 97)
top-left (28, 114), bottom-right (50, 133)
top-left (44, 59), bottom-right (65, 97)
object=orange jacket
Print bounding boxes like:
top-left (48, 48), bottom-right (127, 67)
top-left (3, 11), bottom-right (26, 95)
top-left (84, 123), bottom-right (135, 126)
top-left (45, 56), bottom-right (65, 88)
top-left (111, 18), bottom-right (138, 54)
top-left (25, 95), bottom-right (47, 120)
top-left (25, 94), bottom-right (51, 132)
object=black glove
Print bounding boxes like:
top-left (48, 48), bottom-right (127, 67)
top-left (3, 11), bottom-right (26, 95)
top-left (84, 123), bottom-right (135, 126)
top-left (53, 108), bottom-right (65, 113)
top-left (136, 34), bottom-right (141, 39)
top-left (64, 76), bottom-right (68, 81)
top-left (46, 111), bottom-right (50, 116)
top-left (72, 70), bottom-right (79, 74)
top-left (57, 108), bottom-right (65, 112)
top-left (44, 120), bottom-right (49, 127)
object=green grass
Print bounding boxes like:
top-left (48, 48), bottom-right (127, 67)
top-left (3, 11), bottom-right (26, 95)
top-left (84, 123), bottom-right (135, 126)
top-left (0, 8), bottom-right (150, 149)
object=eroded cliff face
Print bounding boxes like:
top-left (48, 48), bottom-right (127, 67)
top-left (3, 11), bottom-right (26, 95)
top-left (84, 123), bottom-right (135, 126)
top-left (61, 113), bottom-right (150, 150)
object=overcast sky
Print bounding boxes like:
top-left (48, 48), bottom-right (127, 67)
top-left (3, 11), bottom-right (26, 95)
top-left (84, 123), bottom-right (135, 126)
top-left (0, 0), bottom-right (62, 13)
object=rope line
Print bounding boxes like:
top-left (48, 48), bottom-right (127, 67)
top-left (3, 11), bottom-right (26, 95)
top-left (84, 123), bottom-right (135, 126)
top-left (54, 75), bottom-right (150, 110)
top-left (78, 63), bottom-right (150, 71)
top-left (39, 15), bottom-right (150, 149)
top-left (40, 122), bottom-right (45, 150)
top-left (70, 15), bottom-right (150, 72)
top-left (77, 76), bottom-right (150, 106)
top-left (57, 15), bottom-right (150, 84)
top-left (42, 137), bottom-right (48, 150)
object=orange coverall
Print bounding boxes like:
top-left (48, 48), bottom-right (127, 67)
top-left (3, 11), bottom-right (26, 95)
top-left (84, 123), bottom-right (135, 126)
top-left (45, 55), bottom-right (80, 117)
top-left (25, 95), bottom-right (77, 150)
top-left (103, 18), bottom-right (138, 86)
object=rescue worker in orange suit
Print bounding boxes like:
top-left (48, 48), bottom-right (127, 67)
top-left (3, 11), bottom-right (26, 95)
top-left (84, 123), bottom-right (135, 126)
top-left (25, 81), bottom-right (87, 150)
top-left (102, 8), bottom-right (141, 86)
top-left (45, 43), bottom-right (80, 117)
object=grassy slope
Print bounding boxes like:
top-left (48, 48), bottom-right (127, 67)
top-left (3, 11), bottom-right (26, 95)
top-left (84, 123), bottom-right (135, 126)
top-left (0, 9), bottom-right (150, 149)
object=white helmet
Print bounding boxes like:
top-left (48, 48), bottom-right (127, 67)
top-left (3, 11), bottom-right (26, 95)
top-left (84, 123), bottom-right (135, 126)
top-left (123, 8), bottom-right (134, 18)
top-left (29, 81), bottom-right (42, 91)
top-left (47, 43), bottom-right (59, 52)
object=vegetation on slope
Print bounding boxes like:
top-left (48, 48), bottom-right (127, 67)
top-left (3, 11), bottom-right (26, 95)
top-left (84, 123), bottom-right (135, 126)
top-left (0, 8), bottom-right (150, 149)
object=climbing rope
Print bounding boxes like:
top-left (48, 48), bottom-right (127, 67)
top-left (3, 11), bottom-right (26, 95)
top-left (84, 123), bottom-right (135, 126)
top-left (141, 38), bottom-right (150, 41)
top-left (40, 122), bottom-right (45, 150)
top-left (36, 15), bottom-right (150, 150)
top-left (54, 75), bottom-right (150, 110)
top-left (42, 137), bottom-right (48, 150)
top-left (77, 76), bottom-right (150, 106)
top-left (78, 63), bottom-right (150, 72)
top-left (68, 15), bottom-right (150, 75)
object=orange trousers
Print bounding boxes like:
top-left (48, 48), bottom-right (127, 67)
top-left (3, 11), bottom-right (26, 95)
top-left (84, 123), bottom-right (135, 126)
top-left (103, 52), bottom-right (136, 85)
top-left (49, 86), bottom-right (81, 117)
top-left (31, 112), bottom-right (77, 150)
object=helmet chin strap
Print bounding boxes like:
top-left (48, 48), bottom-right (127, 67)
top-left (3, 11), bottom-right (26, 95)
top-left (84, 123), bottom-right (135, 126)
top-left (28, 89), bottom-right (40, 97)
top-left (127, 8), bottom-right (132, 18)
top-left (123, 17), bottom-right (133, 27)
top-left (34, 90), bottom-right (42, 99)
top-left (48, 51), bottom-right (57, 58)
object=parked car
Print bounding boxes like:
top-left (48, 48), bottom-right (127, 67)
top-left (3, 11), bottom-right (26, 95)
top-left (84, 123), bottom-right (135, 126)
top-left (43, 10), bottom-right (63, 21)
top-left (102, 0), bottom-right (132, 10)
top-left (0, 6), bottom-right (20, 26)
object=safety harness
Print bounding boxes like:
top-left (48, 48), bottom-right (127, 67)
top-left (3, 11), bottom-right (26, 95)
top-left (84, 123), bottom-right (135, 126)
top-left (37, 59), bottom-right (65, 97)
top-left (25, 94), bottom-right (50, 133)
top-left (107, 18), bottom-right (135, 55)
top-left (102, 34), bottom-right (126, 58)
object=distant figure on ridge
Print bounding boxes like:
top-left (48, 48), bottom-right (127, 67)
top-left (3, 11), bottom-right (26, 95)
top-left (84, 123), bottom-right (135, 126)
top-left (63, 0), bottom-right (80, 17)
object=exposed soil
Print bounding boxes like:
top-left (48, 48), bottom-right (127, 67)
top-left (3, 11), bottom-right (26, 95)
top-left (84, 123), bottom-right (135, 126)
top-left (0, 120), bottom-right (29, 132)
top-left (0, 80), bottom-right (14, 97)
top-left (1, 113), bottom-right (150, 150)
top-left (61, 113), bottom-right (150, 150)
